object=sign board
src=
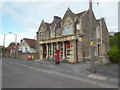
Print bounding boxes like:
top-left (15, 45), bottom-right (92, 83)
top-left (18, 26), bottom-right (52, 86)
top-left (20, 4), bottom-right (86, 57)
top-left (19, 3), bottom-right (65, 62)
top-left (90, 41), bottom-right (94, 46)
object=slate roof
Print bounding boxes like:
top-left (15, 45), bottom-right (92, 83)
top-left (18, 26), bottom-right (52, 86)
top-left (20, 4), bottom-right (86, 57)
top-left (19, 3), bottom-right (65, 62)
top-left (76, 10), bottom-right (87, 17)
top-left (39, 8), bottom-right (87, 31)
top-left (44, 8), bottom-right (87, 27)
top-left (23, 38), bottom-right (36, 48)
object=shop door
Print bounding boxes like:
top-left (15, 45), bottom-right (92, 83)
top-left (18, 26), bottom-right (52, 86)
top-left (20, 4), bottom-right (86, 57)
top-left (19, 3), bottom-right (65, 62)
top-left (43, 45), bottom-right (46, 58)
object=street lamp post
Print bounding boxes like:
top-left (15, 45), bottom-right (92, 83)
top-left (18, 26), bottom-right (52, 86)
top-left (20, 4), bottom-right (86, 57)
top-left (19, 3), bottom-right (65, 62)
top-left (2, 33), bottom-right (6, 58)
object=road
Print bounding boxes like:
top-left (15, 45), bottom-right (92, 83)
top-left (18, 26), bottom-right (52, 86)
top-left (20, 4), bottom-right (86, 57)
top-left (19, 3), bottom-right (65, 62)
top-left (2, 58), bottom-right (105, 88)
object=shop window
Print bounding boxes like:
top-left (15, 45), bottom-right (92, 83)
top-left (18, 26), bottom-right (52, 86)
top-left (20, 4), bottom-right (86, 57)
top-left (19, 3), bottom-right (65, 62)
top-left (49, 44), bottom-right (52, 56)
top-left (54, 43), bottom-right (57, 57)
top-left (66, 42), bottom-right (70, 59)
top-left (59, 43), bottom-right (63, 59)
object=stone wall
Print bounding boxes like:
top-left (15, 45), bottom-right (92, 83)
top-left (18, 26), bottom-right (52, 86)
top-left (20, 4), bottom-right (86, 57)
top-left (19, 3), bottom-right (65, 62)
top-left (3, 52), bottom-right (39, 60)
top-left (101, 18), bottom-right (109, 53)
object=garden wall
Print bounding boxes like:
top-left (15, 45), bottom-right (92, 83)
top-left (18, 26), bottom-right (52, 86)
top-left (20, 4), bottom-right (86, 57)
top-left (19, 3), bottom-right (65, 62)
top-left (3, 52), bottom-right (39, 60)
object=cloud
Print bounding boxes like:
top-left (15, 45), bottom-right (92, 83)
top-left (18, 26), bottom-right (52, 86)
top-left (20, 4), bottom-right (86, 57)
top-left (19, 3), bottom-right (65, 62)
top-left (3, 6), bottom-right (37, 30)
top-left (1, 0), bottom-right (119, 2)
top-left (1, 1), bottom-right (118, 47)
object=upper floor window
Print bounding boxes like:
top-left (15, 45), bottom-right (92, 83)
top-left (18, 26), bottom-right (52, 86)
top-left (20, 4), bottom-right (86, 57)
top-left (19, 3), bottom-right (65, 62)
top-left (25, 47), bottom-right (28, 52)
top-left (43, 31), bottom-right (45, 39)
top-left (96, 26), bottom-right (100, 39)
top-left (50, 26), bottom-right (55, 38)
top-left (63, 24), bottom-right (73, 35)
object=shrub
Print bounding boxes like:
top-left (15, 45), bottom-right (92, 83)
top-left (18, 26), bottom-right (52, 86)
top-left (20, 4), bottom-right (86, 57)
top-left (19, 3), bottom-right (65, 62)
top-left (108, 46), bottom-right (120, 63)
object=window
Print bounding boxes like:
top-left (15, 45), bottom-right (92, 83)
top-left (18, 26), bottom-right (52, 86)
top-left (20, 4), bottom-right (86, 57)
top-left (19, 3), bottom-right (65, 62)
top-left (43, 31), bottom-right (45, 39)
top-left (25, 47), bottom-right (28, 52)
top-left (40, 32), bottom-right (42, 39)
top-left (49, 44), bottom-right (52, 56)
top-left (60, 43), bottom-right (63, 59)
top-left (66, 42), bottom-right (70, 59)
top-left (54, 43), bottom-right (57, 57)
top-left (77, 24), bottom-right (80, 30)
top-left (69, 24), bottom-right (73, 34)
top-left (63, 24), bottom-right (73, 35)
top-left (96, 26), bottom-right (100, 39)
top-left (50, 27), bottom-right (55, 38)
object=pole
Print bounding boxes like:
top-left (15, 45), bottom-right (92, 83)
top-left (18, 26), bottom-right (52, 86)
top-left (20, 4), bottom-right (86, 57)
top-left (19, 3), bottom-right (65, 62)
top-left (3, 33), bottom-right (5, 47)
top-left (15, 34), bottom-right (17, 45)
top-left (89, 0), bottom-right (96, 73)
top-left (2, 33), bottom-right (6, 58)
top-left (15, 34), bottom-right (17, 58)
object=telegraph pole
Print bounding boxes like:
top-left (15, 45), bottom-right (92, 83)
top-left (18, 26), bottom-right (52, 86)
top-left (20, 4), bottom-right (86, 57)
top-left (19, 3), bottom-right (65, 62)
top-left (89, 0), bottom-right (96, 73)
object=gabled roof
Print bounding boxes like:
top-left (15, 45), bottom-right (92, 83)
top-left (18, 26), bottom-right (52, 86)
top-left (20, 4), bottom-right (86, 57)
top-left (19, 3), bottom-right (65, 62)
top-left (23, 38), bottom-right (36, 48)
top-left (39, 8), bottom-right (88, 30)
top-left (6, 44), bottom-right (19, 50)
top-left (76, 10), bottom-right (87, 17)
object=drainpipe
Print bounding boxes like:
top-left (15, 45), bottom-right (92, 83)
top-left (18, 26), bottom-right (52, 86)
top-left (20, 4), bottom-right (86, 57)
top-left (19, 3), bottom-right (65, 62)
top-left (74, 18), bottom-right (78, 63)
top-left (100, 19), bottom-right (103, 56)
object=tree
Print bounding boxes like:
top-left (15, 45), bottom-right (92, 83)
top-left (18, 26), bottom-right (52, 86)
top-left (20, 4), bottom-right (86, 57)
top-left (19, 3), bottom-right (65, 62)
top-left (108, 32), bottom-right (120, 63)
top-left (8, 42), bottom-right (16, 47)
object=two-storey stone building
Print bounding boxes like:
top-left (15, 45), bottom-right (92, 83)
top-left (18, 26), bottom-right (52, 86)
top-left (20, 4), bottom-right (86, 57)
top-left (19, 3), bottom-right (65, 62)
top-left (36, 8), bottom-right (109, 63)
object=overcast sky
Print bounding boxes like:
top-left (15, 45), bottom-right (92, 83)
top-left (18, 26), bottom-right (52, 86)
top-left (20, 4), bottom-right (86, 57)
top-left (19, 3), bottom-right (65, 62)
top-left (0, 0), bottom-right (119, 47)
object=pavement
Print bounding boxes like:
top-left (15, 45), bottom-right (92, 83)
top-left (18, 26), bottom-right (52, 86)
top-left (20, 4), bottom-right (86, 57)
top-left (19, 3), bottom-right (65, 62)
top-left (2, 58), bottom-right (119, 88)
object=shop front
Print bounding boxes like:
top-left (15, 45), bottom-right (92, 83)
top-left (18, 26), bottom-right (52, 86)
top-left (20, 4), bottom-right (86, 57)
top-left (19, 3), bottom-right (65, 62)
top-left (39, 35), bottom-right (77, 63)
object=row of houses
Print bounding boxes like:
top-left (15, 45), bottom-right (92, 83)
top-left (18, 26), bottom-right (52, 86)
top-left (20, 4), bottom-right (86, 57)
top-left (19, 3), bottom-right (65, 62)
top-left (6, 38), bottom-right (36, 54)
top-left (5, 7), bottom-right (109, 63)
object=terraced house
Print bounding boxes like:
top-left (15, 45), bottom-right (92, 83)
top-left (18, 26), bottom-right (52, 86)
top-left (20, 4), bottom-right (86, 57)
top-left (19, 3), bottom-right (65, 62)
top-left (36, 8), bottom-right (109, 63)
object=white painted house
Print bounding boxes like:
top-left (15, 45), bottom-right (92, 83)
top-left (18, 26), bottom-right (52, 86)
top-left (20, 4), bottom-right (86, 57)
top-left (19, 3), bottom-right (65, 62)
top-left (19, 38), bottom-right (36, 53)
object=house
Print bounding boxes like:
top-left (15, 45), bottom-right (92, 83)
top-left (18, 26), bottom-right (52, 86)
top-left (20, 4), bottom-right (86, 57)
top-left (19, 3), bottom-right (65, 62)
top-left (19, 38), bottom-right (36, 53)
top-left (36, 8), bottom-right (109, 63)
top-left (6, 44), bottom-right (19, 53)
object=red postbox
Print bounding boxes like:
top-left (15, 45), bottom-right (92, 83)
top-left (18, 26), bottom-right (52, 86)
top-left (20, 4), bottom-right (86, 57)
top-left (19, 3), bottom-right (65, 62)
top-left (55, 50), bottom-right (60, 64)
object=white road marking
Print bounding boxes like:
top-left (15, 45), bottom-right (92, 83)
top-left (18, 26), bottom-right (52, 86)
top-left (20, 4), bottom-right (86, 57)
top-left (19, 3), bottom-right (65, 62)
top-left (88, 74), bottom-right (107, 80)
top-left (34, 60), bottom-right (40, 62)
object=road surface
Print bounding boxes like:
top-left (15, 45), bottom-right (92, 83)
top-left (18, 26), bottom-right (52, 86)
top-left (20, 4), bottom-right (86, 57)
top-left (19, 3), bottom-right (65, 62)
top-left (2, 58), bottom-right (105, 88)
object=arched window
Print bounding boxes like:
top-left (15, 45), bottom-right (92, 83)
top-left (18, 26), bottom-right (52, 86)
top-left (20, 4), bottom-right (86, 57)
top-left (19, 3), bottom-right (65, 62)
top-left (63, 17), bottom-right (73, 35)
top-left (63, 23), bottom-right (73, 35)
